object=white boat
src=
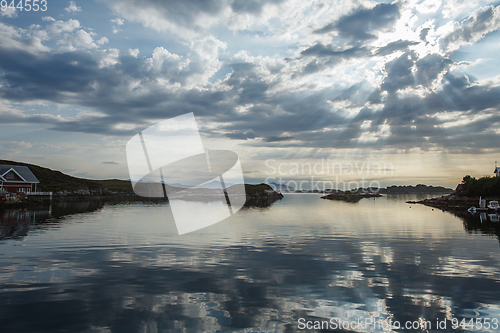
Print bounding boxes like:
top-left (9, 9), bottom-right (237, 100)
top-left (487, 200), bottom-right (499, 210)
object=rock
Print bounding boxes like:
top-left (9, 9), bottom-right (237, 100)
top-left (321, 192), bottom-right (381, 202)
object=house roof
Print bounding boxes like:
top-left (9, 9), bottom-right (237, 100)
top-left (0, 165), bottom-right (40, 183)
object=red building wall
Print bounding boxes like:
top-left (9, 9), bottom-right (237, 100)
top-left (1, 182), bottom-right (33, 193)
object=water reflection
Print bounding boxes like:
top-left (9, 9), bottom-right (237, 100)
top-left (0, 200), bottom-right (105, 241)
top-left (0, 207), bottom-right (55, 240)
top-left (457, 210), bottom-right (500, 244)
top-left (0, 198), bottom-right (173, 241)
top-left (0, 194), bottom-right (500, 332)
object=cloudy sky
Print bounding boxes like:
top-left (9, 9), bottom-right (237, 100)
top-left (1, 0), bottom-right (500, 187)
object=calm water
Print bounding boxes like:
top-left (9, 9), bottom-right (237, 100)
top-left (1, 194), bottom-right (500, 332)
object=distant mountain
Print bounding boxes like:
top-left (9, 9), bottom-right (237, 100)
top-left (350, 185), bottom-right (453, 194)
top-left (194, 180), bottom-right (235, 189)
top-left (266, 182), bottom-right (295, 192)
top-left (294, 184), bottom-right (453, 194)
top-left (167, 180), bottom-right (236, 189)
top-left (378, 184), bottom-right (454, 194)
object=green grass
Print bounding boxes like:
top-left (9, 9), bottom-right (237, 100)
top-left (244, 183), bottom-right (274, 194)
top-left (94, 179), bottom-right (133, 192)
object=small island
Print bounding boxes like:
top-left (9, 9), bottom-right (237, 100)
top-left (244, 184), bottom-right (284, 206)
top-left (321, 190), bottom-right (381, 202)
top-left (318, 185), bottom-right (453, 203)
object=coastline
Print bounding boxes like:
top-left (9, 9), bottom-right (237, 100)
top-left (1, 184), bottom-right (284, 210)
top-left (408, 194), bottom-right (500, 212)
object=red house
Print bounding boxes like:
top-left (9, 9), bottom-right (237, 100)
top-left (0, 165), bottom-right (40, 194)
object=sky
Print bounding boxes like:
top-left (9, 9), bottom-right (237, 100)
top-left (1, 0), bottom-right (500, 188)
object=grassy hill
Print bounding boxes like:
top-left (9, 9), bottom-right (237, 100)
top-left (94, 179), bottom-right (133, 192)
top-left (0, 159), bottom-right (131, 194)
top-left (0, 160), bottom-right (278, 196)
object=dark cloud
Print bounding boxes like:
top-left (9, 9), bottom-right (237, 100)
top-left (225, 131), bottom-right (257, 140)
top-left (380, 52), bottom-right (452, 93)
top-left (298, 40), bottom-right (419, 76)
top-left (230, 0), bottom-right (285, 14)
top-left (415, 54), bottom-right (453, 87)
top-left (225, 62), bottom-right (274, 104)
top-left (300, 44), bottom-right (371, 58)
top-left (102, 161), bottom-right (119, 164)
top-left (419, 27), bottom-right (430, 43)
top-left (440, 5), bottom-right (500, 52)
top-left (103, 0), bottom-right (225, 31)
top-left (0, 49), bottom-right (105, 102)
top-left (263, 135), bottom-right (293, 142)
top-left (299, 59), bottom-right (324, 76)
top-left (375, 40), bottom-right (419, 56)
top-left (0, 33), bottom-right (232, 134)
top-left (314, 3), bottom-right (401, 42)
top-left (380, 51), bottom-right (417, 94)
top-left (48, 118), bottom-right (138, 136)
top-left (297, 45), bottom-right (372, 75)
top-left (101, 0), bottom-right (286, 34)
top-left (332, 81), bottom-right (374, 107)
top-left (301, 40), bottom-right (419, 60)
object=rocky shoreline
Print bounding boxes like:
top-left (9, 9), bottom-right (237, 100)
top-left (407, 195), bottom-right (498, 212)
top-left (1, 184), bottom-right (284, 210)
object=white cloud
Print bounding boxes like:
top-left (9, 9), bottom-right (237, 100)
top-left (111, 18), bottom-right (124, 26)
top-left (440, 5), bottom-right (500, 53)
top-left (0, 22), bottom-right (49, 53)
top-left (416, 0), bottom-right (442, 14)
top-left (57, 29), bottom-right (100, 51)
top-left (5, 141), bottom-right (33, 149)
top-left (111, 17), bottom-right (124, 34)
top-left (128, 48), bottom-right (140, 57)
top-left (441, 0), bottom-right (492, 19)
top-left (97, 48), bottom-right (120, 67)
top-left (23, 19), bottom-right (110, 52)
top-left (188, 36), bottom-right (227, 83)
top-left (0, 6), bottom-right (18, 18)
top-left (97, 37), bottom-right (109, 45)
top-left (47, 19), bottom-right (80, 36)
top-left (0, 104), bottom-right (68, 124)
top-left (65, 1), bottom-right (82, 13)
